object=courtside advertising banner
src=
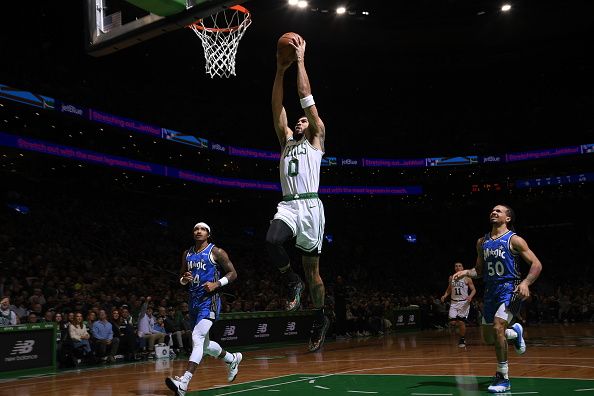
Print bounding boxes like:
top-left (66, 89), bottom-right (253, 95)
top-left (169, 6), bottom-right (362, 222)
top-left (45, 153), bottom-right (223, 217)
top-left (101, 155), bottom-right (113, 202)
top-left (0, 323), bottom-right (56, 372)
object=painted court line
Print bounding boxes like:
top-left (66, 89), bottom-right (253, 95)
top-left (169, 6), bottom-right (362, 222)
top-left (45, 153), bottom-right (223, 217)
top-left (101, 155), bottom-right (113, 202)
top-left (575, 389), bottom-right (594, 392)
top-left (411, 393), bottom-right (452, 396)
top-left (411, 393), bottom-right (453, 396)
top-left (347, 391), bottom-right (378, 394)
top-left (315, 385), bottom-right (330, 389)
top-left (207, 363), bottom-right (594, 396)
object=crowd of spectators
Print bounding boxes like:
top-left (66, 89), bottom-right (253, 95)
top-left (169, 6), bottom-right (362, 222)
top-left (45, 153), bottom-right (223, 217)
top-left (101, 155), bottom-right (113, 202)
top-left (1, 167), bottom-right (593, 368)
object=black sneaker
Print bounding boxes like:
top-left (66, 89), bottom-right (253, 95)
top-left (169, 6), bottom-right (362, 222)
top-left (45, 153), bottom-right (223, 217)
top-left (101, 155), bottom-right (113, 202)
top-left (458, 337), bottom-right (466, 348)
top-left (286, 280), bottom-right (304, 311)
top-left (308, 315), bottom-right (330, 352)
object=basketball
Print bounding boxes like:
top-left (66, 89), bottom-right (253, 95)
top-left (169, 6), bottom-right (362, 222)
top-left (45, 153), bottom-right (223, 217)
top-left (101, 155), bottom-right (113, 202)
top-left (277, 32), bottom-right (301, 64)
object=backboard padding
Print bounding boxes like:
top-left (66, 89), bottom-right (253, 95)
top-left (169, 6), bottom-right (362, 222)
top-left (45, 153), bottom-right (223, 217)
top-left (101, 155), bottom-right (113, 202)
top-left (86, 0), bottom-right (246, 57)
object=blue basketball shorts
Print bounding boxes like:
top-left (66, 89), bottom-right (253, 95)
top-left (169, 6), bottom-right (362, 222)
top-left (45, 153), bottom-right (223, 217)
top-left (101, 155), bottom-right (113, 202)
top-left (189, 294), bottom-right (221, 326)
top-left (483, 280), bottom-right (522, 324)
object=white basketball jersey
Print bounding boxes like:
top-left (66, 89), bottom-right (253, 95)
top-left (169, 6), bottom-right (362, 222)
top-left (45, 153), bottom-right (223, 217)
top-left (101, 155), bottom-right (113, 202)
top-left (279, 137), bottom-right (324, 196)
top-left (450, 278), bottom-right (469, 301)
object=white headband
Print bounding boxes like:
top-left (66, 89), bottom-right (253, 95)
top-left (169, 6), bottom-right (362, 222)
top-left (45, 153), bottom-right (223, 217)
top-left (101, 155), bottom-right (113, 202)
top-left (193, 222), bottom-right (211, 233)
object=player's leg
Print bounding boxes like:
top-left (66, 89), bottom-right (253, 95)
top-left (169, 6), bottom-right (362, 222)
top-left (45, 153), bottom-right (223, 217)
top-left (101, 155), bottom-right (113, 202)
top-left (504, 289), bottom-right (526, 355)
top-left (457, 300), bottom-right (471, 347)
top-left (166, 311), bottom-right (211, 395)
top-left (457, 319), bottom-right (467, 347)
top-left (488, 302), bottom-right (514, 393)
top-left (302, 253), bottom-right (329, 352)
top-left (298, 198), bottom-right (327, 352)
top-left (266, 205), bottom-right (304, 311)
top-left (203, 332), bottom-right (242, 382)
top-left (447, 302), bottom-right (459, 344)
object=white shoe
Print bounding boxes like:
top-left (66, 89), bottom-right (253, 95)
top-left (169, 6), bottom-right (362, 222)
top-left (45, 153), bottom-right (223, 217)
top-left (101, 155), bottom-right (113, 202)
top-left (227, 352), bottom-right (242, 382)
top-left (165, 376), bottom-right (187, 396)
top-left (512, 323), bottom-right (526, 355)
top-left (487, 372), bottom-right (511, 393)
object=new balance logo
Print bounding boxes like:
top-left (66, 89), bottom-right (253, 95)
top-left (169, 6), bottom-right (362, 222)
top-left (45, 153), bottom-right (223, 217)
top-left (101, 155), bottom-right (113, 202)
top-left (255, 323), bottom-right (270, 338)
top-left (10, 340), bottom-right (35, 355)
top-left (284, 321), bottom-right (297, 336)
top-left (223, 326), bottom-right (236, 337)
top-left (220, 325), bottom-right (238, 341)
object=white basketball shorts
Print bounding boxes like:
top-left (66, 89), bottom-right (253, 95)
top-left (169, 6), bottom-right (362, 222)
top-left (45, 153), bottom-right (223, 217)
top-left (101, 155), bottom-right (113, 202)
top-left (449, 300), bottom-right (470, 320)
top-left (273, 197), bottom-right (325, 254)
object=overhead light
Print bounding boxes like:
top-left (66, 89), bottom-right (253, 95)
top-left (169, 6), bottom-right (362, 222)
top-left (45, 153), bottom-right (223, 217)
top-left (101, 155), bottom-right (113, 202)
top-left (336, 6), bottom-right (346, 14)
top-left (288, 0), bottom-right (298, 5)
top-left (297, 0), bottom-right (307, 8)
top-left (501, 4), bottom-right (511, 11)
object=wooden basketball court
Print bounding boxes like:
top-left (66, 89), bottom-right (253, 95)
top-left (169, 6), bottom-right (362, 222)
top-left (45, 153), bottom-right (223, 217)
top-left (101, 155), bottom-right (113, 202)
top-left (1, 324), bottom-right (593, 396)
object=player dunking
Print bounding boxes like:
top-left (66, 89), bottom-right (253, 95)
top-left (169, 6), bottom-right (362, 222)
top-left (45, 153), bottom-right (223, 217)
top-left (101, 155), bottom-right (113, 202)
top-left (454, 205), bottom-right (542, 393)
top-left (266, 33), bottom-right (329, 352)
top-left (166, 222), bottom-right (242, 396)
top-left (441, 262), bottom-right (476, 347)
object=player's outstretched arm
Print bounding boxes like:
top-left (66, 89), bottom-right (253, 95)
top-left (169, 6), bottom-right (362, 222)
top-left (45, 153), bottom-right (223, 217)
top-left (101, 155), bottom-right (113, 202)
top-left (294, 37), bottom-right (325, 151)
top-left (272, 51), bottom-right (293, 148)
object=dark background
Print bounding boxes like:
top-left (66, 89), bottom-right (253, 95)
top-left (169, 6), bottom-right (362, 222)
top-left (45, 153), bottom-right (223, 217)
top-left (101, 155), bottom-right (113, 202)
top-left (1, 0), bottom-right (593, 297)
top-left (1, 0), bottom-right (593, 156)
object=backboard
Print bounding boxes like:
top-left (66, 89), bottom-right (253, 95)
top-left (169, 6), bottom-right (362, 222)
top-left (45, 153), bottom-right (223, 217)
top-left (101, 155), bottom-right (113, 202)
top-left (85, 0), bottom-right (246, 57)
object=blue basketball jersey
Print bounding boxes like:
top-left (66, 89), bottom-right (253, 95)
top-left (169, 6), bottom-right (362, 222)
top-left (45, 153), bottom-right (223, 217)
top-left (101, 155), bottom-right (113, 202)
top-left (481, 230), bottom-right (524, 323)
top-left (482, 230), bottom-right (521, 284)
top-left (184, 243), bottom-right (223, 323)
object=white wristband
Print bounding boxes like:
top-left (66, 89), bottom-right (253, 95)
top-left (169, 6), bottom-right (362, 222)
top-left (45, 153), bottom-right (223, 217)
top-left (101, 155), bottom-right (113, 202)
top-left (180, 276), bottom-right (189, 285)
top-left (218, 277), bottom-right (229, 287)
top-left (300, 95), bottom-right (315, 109)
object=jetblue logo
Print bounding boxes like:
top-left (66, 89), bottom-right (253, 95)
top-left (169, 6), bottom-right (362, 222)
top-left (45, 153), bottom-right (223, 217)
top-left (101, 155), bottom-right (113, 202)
top-left (341, 158), bottom-right (358, 166)
top-left (211, 144), bottom-right (226, 152)
top-left (10, 340), bottom-right (34, 355)
top-left (482, 156), bottom-right (502, 163)
top-left (60, 104), bottom-right (84, 116)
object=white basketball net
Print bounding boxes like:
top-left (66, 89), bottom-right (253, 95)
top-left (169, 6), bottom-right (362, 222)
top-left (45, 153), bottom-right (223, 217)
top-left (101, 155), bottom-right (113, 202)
top-left (190, 6), bottom-right (252, 78)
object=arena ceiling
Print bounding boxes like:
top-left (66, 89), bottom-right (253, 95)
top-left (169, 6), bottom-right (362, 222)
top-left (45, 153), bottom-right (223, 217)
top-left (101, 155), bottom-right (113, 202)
top-left (1, 0), bottom-right (593, 158)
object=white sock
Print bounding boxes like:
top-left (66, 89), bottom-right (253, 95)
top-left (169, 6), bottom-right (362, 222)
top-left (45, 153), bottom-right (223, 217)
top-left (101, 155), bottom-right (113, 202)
top-left (182, 371), bottom-right (193, 383)
top-left (223, 352), bottom-right (234, 364)
top-left (497, 361), bottom-right (509, 379)
top-left (505, 328), bottom-right (518, 340)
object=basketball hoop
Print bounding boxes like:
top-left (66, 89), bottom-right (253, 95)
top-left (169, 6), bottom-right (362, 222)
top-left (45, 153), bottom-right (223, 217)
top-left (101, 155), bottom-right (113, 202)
top-left (189, 5), bottom-right (252, 78)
